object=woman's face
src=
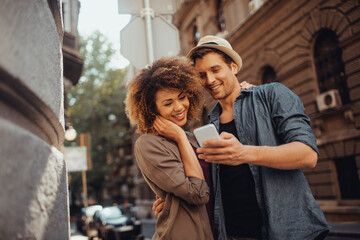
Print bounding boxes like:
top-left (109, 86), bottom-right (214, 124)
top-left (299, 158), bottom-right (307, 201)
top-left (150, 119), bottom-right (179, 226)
top-left (155, 88), bottom-right (190, 127)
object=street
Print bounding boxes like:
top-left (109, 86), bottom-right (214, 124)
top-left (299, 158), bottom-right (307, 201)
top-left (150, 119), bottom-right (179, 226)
top-left (70, 222), bottom-right (87, 240)
top-left (69, 221), bottom-right (360, 240)
top-left (70, 219), bottom-right (156, 240)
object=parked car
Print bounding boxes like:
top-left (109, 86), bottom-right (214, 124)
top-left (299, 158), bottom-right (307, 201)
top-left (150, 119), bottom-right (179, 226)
top-left (117, 204), bottom-right (142, 238)
top-left (91, 205), bottom-right (142, 240)
top-left (76, 204), bottom-right (103, 235)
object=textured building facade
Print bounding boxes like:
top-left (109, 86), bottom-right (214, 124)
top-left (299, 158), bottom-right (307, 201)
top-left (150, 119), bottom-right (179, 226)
top-left (132, 0), bottom-right (360, 222)
top-left (172, 0), bottom-right (360, 221)
top-left (62, 0), bottom-right (83, 109)
top-left (0, 0), bottom-right (82, 238)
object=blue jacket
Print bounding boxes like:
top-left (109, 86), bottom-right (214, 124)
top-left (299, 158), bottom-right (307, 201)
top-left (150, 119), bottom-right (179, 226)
top-left (209, 82), bottom-right (330, 240)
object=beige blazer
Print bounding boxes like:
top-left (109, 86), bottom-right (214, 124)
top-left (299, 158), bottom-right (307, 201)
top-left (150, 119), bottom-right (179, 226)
top-left (134, 132), bottom-right (213, 240)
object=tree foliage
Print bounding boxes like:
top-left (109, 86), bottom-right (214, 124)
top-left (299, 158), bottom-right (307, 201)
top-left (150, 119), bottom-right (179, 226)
top-left (67, 31), bottom-right (130, 204)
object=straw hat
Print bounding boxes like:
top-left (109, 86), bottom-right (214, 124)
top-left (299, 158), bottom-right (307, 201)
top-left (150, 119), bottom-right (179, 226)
top-left (187, 35), bottom-right (242, 73)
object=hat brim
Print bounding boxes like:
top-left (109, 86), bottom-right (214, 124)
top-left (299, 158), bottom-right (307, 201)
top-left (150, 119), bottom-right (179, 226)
top-left (187, 44), bottom-right (242, 73)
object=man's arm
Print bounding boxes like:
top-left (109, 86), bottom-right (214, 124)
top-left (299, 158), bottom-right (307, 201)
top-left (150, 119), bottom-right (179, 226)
top-left (197, 132), bottom-right (318, 170)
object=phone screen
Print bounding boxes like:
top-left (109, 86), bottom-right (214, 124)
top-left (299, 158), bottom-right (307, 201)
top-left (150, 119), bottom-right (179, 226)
top-left (193, 124), bottom-right (220, 147)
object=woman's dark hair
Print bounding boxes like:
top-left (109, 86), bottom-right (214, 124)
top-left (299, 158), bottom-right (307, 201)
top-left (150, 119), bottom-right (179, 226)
top-left (125, 56), bottom-right (203, 134)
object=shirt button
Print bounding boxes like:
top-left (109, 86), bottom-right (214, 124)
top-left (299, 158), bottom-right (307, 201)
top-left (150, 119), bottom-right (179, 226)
top-left (216, 165), bottom-right (219, 169)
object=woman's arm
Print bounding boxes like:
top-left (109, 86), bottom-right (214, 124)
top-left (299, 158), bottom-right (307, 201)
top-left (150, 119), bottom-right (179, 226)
top-left (154, 116), bottom-right (204, 180)
top-left (134, 132), bottom-right (209, 205)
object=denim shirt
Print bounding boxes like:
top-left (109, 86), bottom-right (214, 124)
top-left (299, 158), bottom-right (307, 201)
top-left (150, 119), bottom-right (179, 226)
top-left (209, 82), bottom-right (330, 240)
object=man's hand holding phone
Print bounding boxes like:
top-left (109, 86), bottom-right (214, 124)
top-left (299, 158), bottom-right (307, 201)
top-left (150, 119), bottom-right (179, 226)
top-left (193, 124), bottom-right (221, 147)
top-left (194, 124), bottom-right (248, 166)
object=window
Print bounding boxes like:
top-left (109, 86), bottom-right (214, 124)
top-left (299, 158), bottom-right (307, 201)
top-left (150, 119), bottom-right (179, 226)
top-left (193, 25), bottom-right (200, 46)
top-left (334, 156), bottom-right (360, 199)
top-left (261, 65), bottom-right (277, 84)
top-left (217, 0), bottom-right (225, 32)
top-left (314, 29), bottom-right (349, 104)
top-left (62, 0), bottom-right (71, 32)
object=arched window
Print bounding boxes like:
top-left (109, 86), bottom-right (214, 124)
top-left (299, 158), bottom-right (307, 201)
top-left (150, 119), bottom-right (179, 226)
top-left (314, 29), bottom-right (349, 104)
top-left (261, 65), bottom-right (277, 84)
top-left (193, 25), bottom-right (200, 46)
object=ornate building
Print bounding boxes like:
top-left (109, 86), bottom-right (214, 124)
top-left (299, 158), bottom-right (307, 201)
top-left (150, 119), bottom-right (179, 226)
top-left (133, 0), bottom-right (360, 224)
top-left (172, 0), bottom-right (360, 222)
top-left (62, 0), bottom-right (83, 119)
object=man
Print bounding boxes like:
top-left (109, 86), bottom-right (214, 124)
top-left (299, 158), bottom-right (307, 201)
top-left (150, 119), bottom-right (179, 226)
top-left (188, 35), bottom-right (330, 240)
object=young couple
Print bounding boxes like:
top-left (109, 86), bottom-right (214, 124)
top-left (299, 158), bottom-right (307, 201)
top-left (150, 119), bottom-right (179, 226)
top-left (125, 35), bottom-right (330, 240)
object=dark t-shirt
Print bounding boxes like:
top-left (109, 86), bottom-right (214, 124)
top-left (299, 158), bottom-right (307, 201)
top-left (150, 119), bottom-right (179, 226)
top-left (219, 120), bottom-right (263, 238)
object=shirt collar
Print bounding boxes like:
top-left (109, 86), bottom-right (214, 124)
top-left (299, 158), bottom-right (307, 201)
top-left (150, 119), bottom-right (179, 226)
top-left (208, 87), bottom-right (254, 121)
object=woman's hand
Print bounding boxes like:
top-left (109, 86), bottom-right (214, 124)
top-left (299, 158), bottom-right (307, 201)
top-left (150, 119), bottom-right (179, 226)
top-left (240, 81), bottom-right (255, 89)
top-left (155, 117), bottom-right (205, 180)
top-left (152, 195), bottom-right (164, 217)
top-left (154, 116), bottom-right (185, 142)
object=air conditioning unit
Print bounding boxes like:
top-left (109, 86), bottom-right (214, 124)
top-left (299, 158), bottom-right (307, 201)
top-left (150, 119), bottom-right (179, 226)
top-left (248, 1), bottom-right (256, 14)
top-left (249, 0), bottom-right (267, 14)
top-left (316, 89), bottom-right (342, 112)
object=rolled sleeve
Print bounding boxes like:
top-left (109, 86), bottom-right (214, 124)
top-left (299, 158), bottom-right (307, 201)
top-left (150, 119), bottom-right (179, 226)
top-left (134, 134), bottom-right (210, 205)
top-left (269, 83), bottom-right (319, 155)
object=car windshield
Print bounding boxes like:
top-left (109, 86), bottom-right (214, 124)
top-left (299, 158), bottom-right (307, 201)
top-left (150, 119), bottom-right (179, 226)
top-left (85, 205), bottom-right (103, 217)
top-left (101, 207), bottom-right (123, 219)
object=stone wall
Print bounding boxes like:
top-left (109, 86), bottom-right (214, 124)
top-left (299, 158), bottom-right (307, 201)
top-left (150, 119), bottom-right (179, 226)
top-left (0, 0), bottom-right (69, 238)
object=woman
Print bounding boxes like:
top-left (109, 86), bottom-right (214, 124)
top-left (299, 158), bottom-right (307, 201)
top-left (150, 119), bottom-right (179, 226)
top-left (125, 56), bottom-right (214, 240)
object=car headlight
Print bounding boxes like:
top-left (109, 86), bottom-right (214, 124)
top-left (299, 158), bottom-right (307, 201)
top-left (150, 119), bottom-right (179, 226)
top-left (119, 225), bottom-right (133, 232)
top-left (134, 220), bottom-right (141, 225)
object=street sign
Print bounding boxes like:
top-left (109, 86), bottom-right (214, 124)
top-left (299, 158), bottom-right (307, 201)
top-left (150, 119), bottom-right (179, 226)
top-left (63, 146), bottom-right (87, 172)
top-left (152, 15), bottom-right (180, 59)
top-left (118, 0), bottom-right (176, 15)
top-left (120, 16), bottom-right (148, 70)
top-left (120, 15), bottom-right (179, 70)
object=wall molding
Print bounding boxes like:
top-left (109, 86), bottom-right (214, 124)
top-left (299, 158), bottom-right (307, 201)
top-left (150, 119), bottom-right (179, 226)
top-left (0, 66), bottom-right (64, 150)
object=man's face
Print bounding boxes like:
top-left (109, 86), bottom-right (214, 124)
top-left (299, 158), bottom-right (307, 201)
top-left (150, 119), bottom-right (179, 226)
top-left (194, 52), bottom-right (238, 101)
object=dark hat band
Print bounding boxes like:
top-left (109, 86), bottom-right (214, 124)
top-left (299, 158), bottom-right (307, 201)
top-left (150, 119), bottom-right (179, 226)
top-left (200, 42), bottom-right (218, 46)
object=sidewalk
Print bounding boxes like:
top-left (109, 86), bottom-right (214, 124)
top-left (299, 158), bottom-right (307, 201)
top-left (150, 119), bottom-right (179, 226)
top-left (70, 222), bottom-right (87, 240)
top-left (69, 220), bottom-right (155, 240)
top-left (326, 222), bottom-right (360, 239)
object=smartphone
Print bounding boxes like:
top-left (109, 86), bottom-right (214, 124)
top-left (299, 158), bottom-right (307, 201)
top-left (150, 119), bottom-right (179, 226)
top-left (193, 124), bottom-right (220, 147)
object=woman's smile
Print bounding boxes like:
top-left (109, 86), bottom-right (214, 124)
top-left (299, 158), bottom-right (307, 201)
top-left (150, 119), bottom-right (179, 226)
top-left (155, 89), bottom-right (190, 127)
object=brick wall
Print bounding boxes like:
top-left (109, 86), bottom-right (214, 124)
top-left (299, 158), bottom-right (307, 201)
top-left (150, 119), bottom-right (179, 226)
top-left (174, 0), bottom-right (360, 202)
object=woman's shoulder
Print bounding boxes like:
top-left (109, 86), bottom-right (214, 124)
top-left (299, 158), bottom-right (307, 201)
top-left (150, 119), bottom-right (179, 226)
top-left (136, 132), bottom-right (198, 146)
top-left (135, 133), bottom-right (177, 151)
top-left (136, 133), bottom-right (164, 143)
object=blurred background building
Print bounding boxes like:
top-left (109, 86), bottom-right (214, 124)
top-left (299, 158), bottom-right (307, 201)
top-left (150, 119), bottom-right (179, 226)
top-left (63, 0), bottom-right (83, 123)
top-left (0, 0), bottom-right (82, 238)
top-left (132, 0), bottom-right (360, 224)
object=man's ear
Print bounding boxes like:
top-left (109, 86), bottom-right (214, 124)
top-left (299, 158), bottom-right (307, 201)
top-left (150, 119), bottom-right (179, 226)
top-left (231, 61), bottom-right (238, 74)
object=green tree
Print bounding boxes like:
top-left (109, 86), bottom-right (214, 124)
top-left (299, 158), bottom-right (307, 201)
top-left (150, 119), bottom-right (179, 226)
top-left (67, 31), bottom-right (130, 204)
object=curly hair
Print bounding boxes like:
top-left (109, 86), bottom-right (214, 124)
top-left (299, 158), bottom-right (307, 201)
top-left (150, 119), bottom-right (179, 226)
top-left (125, 56), bottom-right (204, 134)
